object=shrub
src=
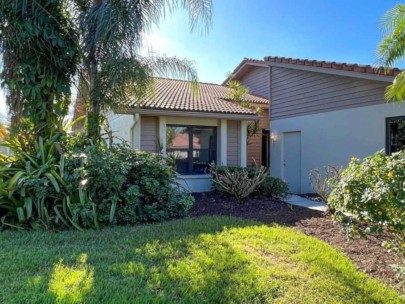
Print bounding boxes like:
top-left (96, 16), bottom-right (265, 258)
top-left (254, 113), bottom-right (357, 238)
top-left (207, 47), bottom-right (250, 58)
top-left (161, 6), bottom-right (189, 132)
top-left (210, 165), bottom-right (289, 200)
top-left (256, 175), bottom-right (289, 199)
top-left (0, 133), bottom-right (92, 230)
top-left (329, 151), bottom-right (405, 256)
top-left (210, 164), bottom-right (268, 203)
top-left (309, 165), bottom-right (343, 206)
top-left (0, 134), bottom-right (194, 230)
top-left (65, 144), bottom-right (194, 226)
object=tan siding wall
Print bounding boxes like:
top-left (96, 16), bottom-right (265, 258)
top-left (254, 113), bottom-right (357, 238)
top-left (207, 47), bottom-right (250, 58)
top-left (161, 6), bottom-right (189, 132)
top-left (271, 67), bottom-right (388, 120)
top-left (247, 108), bottom-right (269, 166)
top-left (227, 120), bottom-right (239, 166)
top-left (240, 67), bottom-right (269, 98)
top-left (141, 116), bottom-right (157, 152)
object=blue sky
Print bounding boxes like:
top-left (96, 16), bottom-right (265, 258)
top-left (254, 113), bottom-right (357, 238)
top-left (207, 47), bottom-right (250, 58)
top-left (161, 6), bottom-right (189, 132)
top-left (0, 0), bottom-right (400, 116)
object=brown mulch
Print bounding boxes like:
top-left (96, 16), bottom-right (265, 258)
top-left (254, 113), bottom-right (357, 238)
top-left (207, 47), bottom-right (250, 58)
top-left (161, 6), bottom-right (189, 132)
top-left (190, 192), bottom-right (404, 294)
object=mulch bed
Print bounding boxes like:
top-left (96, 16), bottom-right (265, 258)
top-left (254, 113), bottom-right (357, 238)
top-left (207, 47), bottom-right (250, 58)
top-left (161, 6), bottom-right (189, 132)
top-left (190, 192), bottom-right (404, 294)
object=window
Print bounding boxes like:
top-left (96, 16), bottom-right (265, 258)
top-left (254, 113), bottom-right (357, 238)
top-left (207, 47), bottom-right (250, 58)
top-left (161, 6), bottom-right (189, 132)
top-left (166, 125), bottom-right (217, 174)
top-left (386, 116), bottom-right (405, 154)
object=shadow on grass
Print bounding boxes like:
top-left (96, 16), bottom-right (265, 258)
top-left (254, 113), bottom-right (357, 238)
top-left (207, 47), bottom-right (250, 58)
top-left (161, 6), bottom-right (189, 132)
top-left (0, 216), bottom-right (400, 303)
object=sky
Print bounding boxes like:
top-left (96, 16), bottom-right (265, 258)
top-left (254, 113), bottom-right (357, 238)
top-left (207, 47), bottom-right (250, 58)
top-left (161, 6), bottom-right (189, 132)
top-left (0, 0), bottom-right (401, 117)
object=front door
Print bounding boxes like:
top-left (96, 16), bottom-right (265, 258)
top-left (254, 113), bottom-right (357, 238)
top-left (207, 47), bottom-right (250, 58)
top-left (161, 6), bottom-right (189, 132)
top-left (283, 132), bottom-right (301, 193)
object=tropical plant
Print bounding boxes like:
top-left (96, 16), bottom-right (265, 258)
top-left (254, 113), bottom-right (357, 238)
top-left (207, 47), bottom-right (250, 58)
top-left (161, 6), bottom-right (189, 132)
top-left (71, 0), bottom-right (213, 141)
top-left (65, 143), bottom-right (194, 225)
top-left (226, 80), bottom-right (262, 143)
top-left (210, 163), bottom-right (268, 203)
top-left (0, 0), bottom-right (79, 135)
top-left (0, 133), bottom-right (92, 230)
top-left (211, 165), bottom-right (289, 200)
top-left (1, 1), bottom-right (213, 141)
top-left (0, 122), bottom-right (7, 140)
top-left (329, 152), bottom-right (405, 257)
top-left (377, 3), bottom-right (405, 101)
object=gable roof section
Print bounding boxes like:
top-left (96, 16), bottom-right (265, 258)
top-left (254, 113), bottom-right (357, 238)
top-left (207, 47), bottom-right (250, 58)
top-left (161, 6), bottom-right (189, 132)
top-left (222, 58), bottom-right (267, 85)
top-left (121, 78), bottom-right (267, 116)
top-left (265, 56), bottom-right (400, 82)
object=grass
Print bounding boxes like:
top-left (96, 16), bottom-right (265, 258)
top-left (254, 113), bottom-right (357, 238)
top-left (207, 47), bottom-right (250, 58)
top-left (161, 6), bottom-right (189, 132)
top-left (0, 216), bottom-right (401, 303)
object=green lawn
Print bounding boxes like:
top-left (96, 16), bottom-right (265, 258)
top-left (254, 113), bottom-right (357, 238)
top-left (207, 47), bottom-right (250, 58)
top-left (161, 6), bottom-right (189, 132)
top-left (0, 216), bottom-right (401, 303)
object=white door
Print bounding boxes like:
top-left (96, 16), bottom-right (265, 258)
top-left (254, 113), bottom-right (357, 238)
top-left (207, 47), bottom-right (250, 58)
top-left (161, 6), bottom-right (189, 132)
top-left (283, 132), bottom-right (301, 193)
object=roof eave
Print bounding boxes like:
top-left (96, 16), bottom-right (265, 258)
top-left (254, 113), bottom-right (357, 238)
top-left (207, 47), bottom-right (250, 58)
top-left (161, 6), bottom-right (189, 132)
top-left (115, 108), bottom-right (260, 120)
top-left (265, 60), bottom-right (396, 83)
top-left (222, 60), bottom-right (267, 85)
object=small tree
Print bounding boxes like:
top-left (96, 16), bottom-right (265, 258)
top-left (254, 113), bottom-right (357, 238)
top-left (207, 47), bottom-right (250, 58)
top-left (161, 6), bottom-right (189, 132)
top-left (226, 80), bottom-right (262, 144)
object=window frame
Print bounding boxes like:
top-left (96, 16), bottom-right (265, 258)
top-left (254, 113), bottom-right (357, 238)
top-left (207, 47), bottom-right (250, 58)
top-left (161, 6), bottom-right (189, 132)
top-left (386, 115), bottom-right (405, 154)
top-left (166, 124), bottom-right (217, 175)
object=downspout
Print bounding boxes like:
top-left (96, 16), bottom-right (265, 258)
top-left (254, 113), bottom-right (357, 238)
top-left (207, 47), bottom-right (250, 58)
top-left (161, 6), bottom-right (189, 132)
top-left (131, 113), bottom-right (140, 149)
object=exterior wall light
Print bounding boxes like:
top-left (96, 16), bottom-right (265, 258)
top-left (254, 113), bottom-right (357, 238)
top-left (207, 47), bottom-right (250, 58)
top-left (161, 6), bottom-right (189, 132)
top-left (270, 132), bottom-right (278, 142)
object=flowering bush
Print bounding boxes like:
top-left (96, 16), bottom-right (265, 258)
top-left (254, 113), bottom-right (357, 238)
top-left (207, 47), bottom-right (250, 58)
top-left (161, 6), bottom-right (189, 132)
top-left (329, 151), bottom-right (405, 256)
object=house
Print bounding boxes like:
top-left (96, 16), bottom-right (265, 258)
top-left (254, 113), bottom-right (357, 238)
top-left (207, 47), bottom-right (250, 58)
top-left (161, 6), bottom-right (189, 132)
top-left (223, 59), bottom-right (270, 167)
top-left (108, 77), bottom-right (267, 192)
top-left (227, 56), bottom-right (405, 193)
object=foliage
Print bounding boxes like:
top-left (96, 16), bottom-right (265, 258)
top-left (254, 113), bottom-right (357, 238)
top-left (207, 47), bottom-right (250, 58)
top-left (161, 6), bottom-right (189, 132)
top-left (226, 80), bottom-right (263, 143)
top-left (73, 0), bottom-right (213, 140)
top-left (329, 152), bottom-right (405, 256)
top-left (256, 175), bottom-right (290, 199)
top-left (377, 4), bottom-right (405, 102)
top-left (0, 0), bottom-right (79, 134)
top-left (226, 80), bottom-right (251, 107)
top-left (309, 165), bottom-right (343, 206)
top-left (0, 127), bottom-right (193, 230)
top-left (0, 0), bottom-right (212, 141)
top-left (0, 132), bottom-right (92, 230)
top-left (211, 165), bottom-right (289, 200)
top-left (0, 216), bottom-right (402, 303)
top-left (0, 122), bottom-right (7, 139)
top-left (210, 164), bottom-right (268, 203)
top-left (65, 144), bottom-right (194, 225)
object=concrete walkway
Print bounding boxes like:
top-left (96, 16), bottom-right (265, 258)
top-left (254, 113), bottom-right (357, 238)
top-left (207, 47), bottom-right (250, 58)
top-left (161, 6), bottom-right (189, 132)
top-left (285, 195), bottom-right (327, 212)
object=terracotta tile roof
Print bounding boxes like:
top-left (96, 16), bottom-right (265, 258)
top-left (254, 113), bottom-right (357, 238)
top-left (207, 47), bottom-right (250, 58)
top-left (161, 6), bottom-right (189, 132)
top-left (264, 56), bottom-right (401, 77)
top-left (223, 58), bottom-right (266, 85)
top-left (126, 78), bottom-right (268, 115)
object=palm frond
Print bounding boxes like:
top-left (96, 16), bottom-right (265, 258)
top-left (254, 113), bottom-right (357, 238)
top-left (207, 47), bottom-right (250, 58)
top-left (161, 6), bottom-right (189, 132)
top-left (385, 71), bottom-right (405, 102)
top-left (143, 54), bottom-right (198, 81)
top-left (377, 4), bottom-right (405, 67)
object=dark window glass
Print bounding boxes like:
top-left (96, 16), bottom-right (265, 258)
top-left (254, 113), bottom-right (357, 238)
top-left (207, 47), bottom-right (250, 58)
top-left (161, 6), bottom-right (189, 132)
top-left (167, 125), bottom-right (217, 174)
top-left (387, 116), bottom-right (405, 154)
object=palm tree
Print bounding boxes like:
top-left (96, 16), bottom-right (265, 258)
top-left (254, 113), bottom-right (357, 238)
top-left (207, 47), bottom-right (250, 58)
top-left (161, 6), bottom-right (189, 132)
top-left (0, 1), bottom-right (212, 140)
top-left (71, 0), bottom-right (213, 140)
top-left (378, 4), bottom-right (405, 102)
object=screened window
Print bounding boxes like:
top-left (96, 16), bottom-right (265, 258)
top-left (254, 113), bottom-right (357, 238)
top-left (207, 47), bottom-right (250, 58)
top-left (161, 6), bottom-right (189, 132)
top-left (166, 125), bottom-right (217, 174)
top-left (386, 116), bottom-right (405, 154)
